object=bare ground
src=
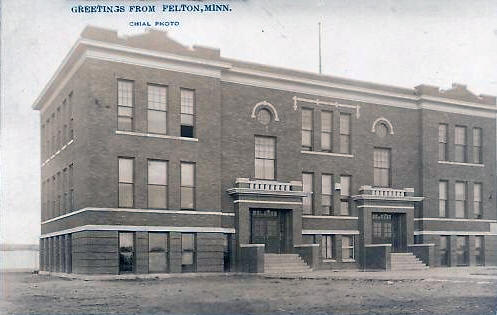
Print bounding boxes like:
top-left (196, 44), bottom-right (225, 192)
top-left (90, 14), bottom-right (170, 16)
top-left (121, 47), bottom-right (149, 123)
top-left (1, 272), bottom-right (496, 314)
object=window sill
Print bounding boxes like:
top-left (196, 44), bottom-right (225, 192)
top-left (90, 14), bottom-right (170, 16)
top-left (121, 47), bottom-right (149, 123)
top-left (438, 161), bottom-right (484, 167)
top-left (301, 151), bottom-right (354, 158)
top-left (341, 258), bottom-right (356, 263)
top-left (116, 130), bottom-right (199, 142)
top-left (322, 259), bottom-right (337, 263)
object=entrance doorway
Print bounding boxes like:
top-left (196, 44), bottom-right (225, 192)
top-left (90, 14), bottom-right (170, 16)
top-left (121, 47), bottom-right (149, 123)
top-left (250, 209), bottom-right (288, 253)
top-left (372, 213), bottom-right (406, 252)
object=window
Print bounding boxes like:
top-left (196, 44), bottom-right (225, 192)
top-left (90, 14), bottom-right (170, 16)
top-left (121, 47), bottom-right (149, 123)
top-left (342, 235), bottom-right (354, 260)
top-left (340, 175), bottom-right (351, 215)
top-left (473, 183), bottom-right (482, 219)
top-left (321, 235), bottom-right (334, 259)
top-left (455, 182), bottom-right (466, 218)
top-left (454, 126), bottom-right (467, 162)
top-left (321, 174), bottom-right (333, 215)
top-left (181, 233), bottom-right (196, 272)
top-left (257, 109), bottom-right (271, 125)
top-left (373, 148), bottom-right (390, 187)
top-left (475, 236), bottom-right (484, 266)
top-left (301, 109), bottom-right (313, 151)
top-left (147, 85), bottom-right (167, 134)
top-left (255, 136), bottom-right (276, 180)
top-left (148, 232), bottom-right (169, 273)
top-left (68, 164), bottom-right (74, 212)
top-left (148, 160), bottom-right (168, 209)
top-left (339, 113), bottom-right (351, 154)
top-left (473, 128), bottom-right (482, 164)
top-left (321, 111), bottom-right (332, 151)
top-left (62, 168), bottom-right (67, 214)
top-left (439, 235), bottom-right (449, 266)
top-left (223, 234), bottom-right (232, 272)
top-left (180, 162), bottom-right (195, 209)
top-left (56, 172), bottom-right (61, 217)
top-left (456, 236), bottom-right (469, 266)
top-left (117, 80), bottom-right (133, 131)
top-left (376, 123), bottom-right (388, 138)
top-left (119, 232), bottom-right (135, 273)
top-left (438, 124), bottom-right (448, 161)
top-left (302, 173), bottom-right (313, 214)
top-left (180, 89), bottom-right (195, 138)
top-left (68, 93), bottom-right (74, 140)
top-left (439, 181), bottom-right (448, 217)
top-left (118, 158), bottom-right (134, 208)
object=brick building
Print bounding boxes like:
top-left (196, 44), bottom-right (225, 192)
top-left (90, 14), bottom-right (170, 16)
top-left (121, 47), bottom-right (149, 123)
top-left (35, 26), bottom-right (497, 275)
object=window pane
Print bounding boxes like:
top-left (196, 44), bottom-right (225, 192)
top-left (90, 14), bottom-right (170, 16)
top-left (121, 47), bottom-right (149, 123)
top-left (455, 127), bottom-right (466, 145)
top-left (119, 158), bottom-right (133, 183)
top-left (118, 106), bottom-right (133, 117)
top-left (181, 187), bottom-right (194, 209)
top-left (302, 109), bottom-right (313, 130)
top-left (455, 146), bottom-right (465, 162)
top-left (340, 176), bottom-right (350, 196)
top-left (263, 159), bottom-right (275, 180)
top-left (339, 135), bottom-right (350, 154)
top-left (119, 232), bottom-right (134, 273)
top-left (181, 163), bottom-right (195, 186)
top-left (321, 133), bottom-right (331, 151)
top-left (118, 81), bottom-right (133, 107)
top-left (181, 89), bottom-right (194, 114)
top-left (340, 201), bottom-right (349, 215)
top-left (255, 137), bottom-right (275, 159)
top-left (182, 234), bottom-right (194, 250)
top-left (148, 185), bottom-right (167, 208)
top-left (148, 110), bottom-right (167, 134)
top-left (340, 114), bottom-right (350, 134)
top-left (182, 252), bottom-right (193, 265)
top-left (149, 233), bottom-right (166, 252)
top-left (148, 85), bottom-right (167, 111)
top-left (302, 173), bottom-right (313, 214)
top-left (321, 111), bottom-right (332, 132)
top-left (438, 124), bottom-right (447, 142)
top-left (119, 183), bottom-right (133, 207)
top-left (149, 252), bottom-right (167, 273)
top-left (322, 175), bottom-right (332, 195)
top-left (255, 158), bottom-right (264, 179)
top-left (118, 117), bottom-right (132, 131)
top-left (474, 183), bottom-right (481, 202)
top-left (302, 131), bottom-right (312, 148)
top-left (181, 113), bottom-right (194, 126)
top-left (148, 161), bottom-right (167, 185)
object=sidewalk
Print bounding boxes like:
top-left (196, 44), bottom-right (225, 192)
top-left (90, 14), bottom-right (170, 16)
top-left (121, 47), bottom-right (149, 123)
top-left (262, 266), bottom-right (497, 282)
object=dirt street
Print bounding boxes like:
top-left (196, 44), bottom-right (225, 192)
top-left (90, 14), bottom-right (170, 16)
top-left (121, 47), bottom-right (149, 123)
top-left (1, 272), bottom-right (496, 314)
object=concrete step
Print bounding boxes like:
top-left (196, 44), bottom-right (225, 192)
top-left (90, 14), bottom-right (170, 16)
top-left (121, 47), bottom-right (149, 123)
top-left (264, 254), bottom-right (311, 274)
top-left (390, 253), bottom-right (428, 271)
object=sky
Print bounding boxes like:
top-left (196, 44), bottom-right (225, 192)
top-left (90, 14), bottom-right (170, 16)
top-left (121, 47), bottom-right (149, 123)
top-left (1, 0), bottom-right (497, 244)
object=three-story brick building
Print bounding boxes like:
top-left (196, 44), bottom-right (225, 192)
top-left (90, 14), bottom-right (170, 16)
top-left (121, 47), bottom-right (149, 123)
top-left (35, 26), bottom-right (497, 275)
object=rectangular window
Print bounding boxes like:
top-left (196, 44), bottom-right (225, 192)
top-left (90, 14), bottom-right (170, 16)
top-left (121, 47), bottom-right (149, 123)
top-left (454, 126), bottom-right (467, 162)
top-left (438, 124), bottom-right (448, 161)
top-left (148, 232), bottom-right (169, 273)
top-left (321, 235), bottom-right (334, 259)
top-left (475, 236), bottom-right (484, 266)
top-left (180, 89), bottom-right (195, 138)
top-left (223, 234), bottom-right (232, 272)
top-left (148, 160), bottom-right (168, 209)
top-left (147, 85), bottom-right (167, 134)
top-left (302, 173), bottom-right (313, 214)
top-left (118, 158), bottom-right (134, 208)
top-left (68, 93), bottom-right (74, 141)
top-left (340, 175), bottom-right (351, 215)
top-left (373, 148), bottom-right (390, 187)
top-left (439, 235), bottom-right (449, 266)
top-left (473, 183), bottom-right (482, 219)
top-left (180, 162), bottom-right (195, 210)
top-left (301, 109), bottom-right (313, 151)
top-left (339, 113), bottom-right (351, 154)
top-left (321, 111), bottom-right (332, 152)
top-left (439, 181), bottom-right (448, 217)
top-left (181, 233), bottom-right (196, 272)
top-left (455, 182), bottom-right (466, 218)
top-left (342, 235), bottom-right (354, 260)
top-left (255, 136), bottom-right (276, 180)
top-left (321, 174), bottom-right (333, 215)
top-left (117, 80), bottom-right (133, 131)
top-left (473, 128), bottom-right (482, 164)
top-left (56, 107), bottom-right (61, 150)
top-left (456, 236), bottom-right (469, 266)
top-left (119, 232), bottom-right (135, 273)
top-left (68, 164), bottom-right (74, 212)
top-left (62, 168), bottom-right (67, 214)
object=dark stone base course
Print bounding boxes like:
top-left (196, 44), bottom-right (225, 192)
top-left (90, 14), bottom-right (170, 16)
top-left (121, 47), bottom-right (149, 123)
top-left (42, 230), bottom-right (226, 275)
